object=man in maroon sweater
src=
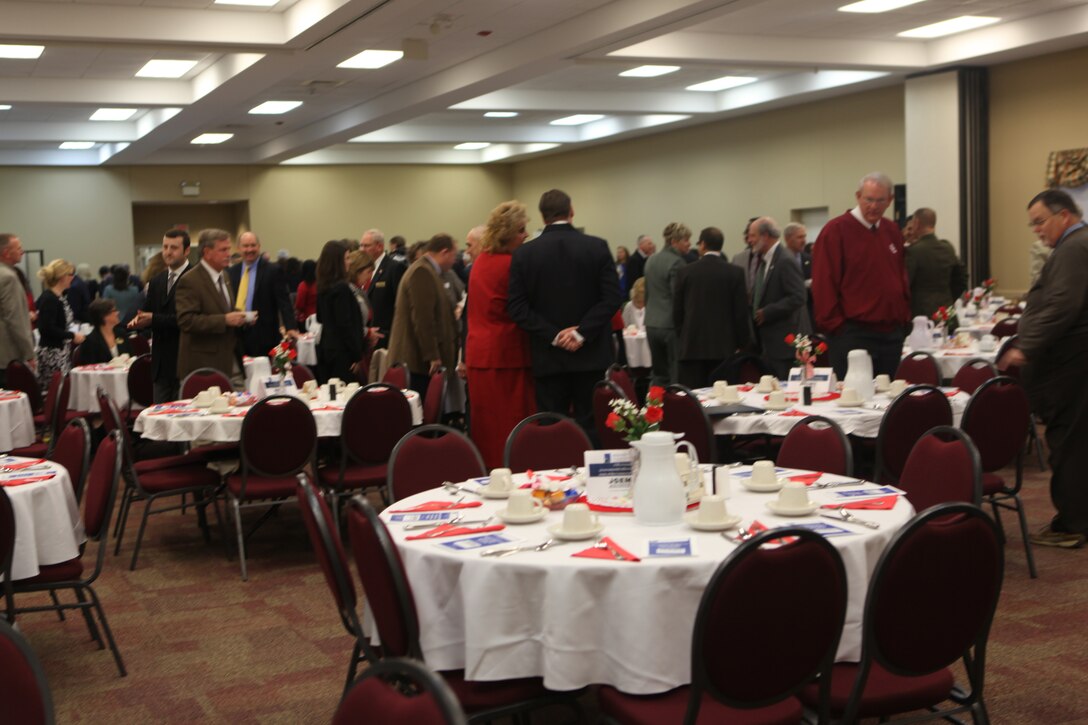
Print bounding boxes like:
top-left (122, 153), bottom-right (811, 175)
top-left (811, 172), bottom-right (912, 378)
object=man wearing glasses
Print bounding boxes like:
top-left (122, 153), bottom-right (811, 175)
top-left (1001, 189), bottom-right (1088, 549)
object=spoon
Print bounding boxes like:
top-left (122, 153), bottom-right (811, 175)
top-left (594, 537), bottom-right (625, 560)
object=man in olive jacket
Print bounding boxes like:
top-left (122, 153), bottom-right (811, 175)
top-left (905, 208), bottom-right (966, 318)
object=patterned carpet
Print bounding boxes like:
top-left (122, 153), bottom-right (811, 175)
top-left (12, 459), bottom-right (1088, 724)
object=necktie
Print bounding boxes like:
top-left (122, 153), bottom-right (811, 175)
top-left (753, 257), bottom-right (766, 306)
top-left (366, 261), bottom-right (378, 292)
top-left (235, 264), bottom-right (249, 311)
top-left (167, 271), bottom-right (177, 294)
top-left (218, 275), bottom-right (231, 310)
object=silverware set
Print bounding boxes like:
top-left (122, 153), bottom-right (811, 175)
top-left (402, 514), bottom-right (494, 531)
top-left (480, 538), bottom-right (561, 558)
top-left (820, 507), bottom-right (880, 529)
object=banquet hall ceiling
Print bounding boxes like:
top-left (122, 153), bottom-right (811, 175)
top-left (1, 0), bottom-right (1086, 166)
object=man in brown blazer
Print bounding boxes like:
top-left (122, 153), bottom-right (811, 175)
top-left (387, 233), bottom-right (459, 398)
top-left (175, 229), bottom-right (247, 386)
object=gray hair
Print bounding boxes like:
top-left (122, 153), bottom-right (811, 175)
top-left (198, 228), bottom-right (231, 256)
top-left (783, 223), bottom-right (805, 240)
top-left (858, 171), bottom-right (894, 195)
top-left (754, 217), bottom-right (780, 240)
top-left (0, 233), bottom-right (14, 257)
top-left (364, 228), bottom-right (385, 245)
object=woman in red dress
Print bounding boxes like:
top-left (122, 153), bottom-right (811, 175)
top-left (466, 200), bottom-right (536, 468)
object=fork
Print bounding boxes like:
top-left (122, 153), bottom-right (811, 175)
top-left (722, 523), bottom-right (753, 544)
top-left (594, 537), bottom-right (625, 560)
top-left (836, 507), bottom-right (880, 529)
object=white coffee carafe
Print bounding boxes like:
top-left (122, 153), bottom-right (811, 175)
top-left (843, 349), bottom-right (875, 401)
top-left (629, 431), bottom-right (695, 526)
top-left (907, 315), bottom-right (935, 351)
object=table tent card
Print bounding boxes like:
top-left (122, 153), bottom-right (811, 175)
top-left (786, 367), bottom-right (835, 393)
top-left (584, 449), bottom-right (636, 507)
top-left (254, 375), bottom-right (297, 399)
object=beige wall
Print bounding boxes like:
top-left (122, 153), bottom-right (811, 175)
top-left (989, 45), bottom-right (1088, 297)
top-left (512, 86), bottom-right (906, 256)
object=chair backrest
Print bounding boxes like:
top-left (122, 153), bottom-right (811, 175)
top-left (0, 619), bottom-right (55, 725)
top-left (37, 372), bottom-right (62, 431)
top-left (843, 502), bottom-right (1003, 725)
top-left (606, 364), bottom-right (638, 403)
top-left (723, 353), bottom-right (774, 384)
top-left (899, 426), bottom-right (982, 511)
top-left (340, 383), bottom-right (413, 465)
top-left (125, 334), bottom-right (151, 357)
top-left (290, 363), bottom-right (315, 387)
top-left (126, 353), bottom-right (154, 410)
top-left (83, 431), bottom-right (123, 542)
top-left (874, 384), bottom-right (953, 483)
top-left (593, 380), bottom-right (631, 450)
top-left (49, 417), bottom-right (92, 502)
top-left (382, 362), bottom-right (408, 390)
top-left (894, 351), bottom-right (941, 386)
top-left (990, 317), bottom-right (1019, 338)
top-left (368, 347), bottom-right (390, 384)
top-left (180, 367), bottom-right (232, 398)
top-left (994, 334), bottom-right (1021, 380)
top-left (388, 425), bottom-right (486, 502)
top-left (334, 658), bottom-right (467, 725)
top-left (422, 367), bottom-right (447, 426)
top-left (950, 357), bottom-right (997, 394)
top-left (661, 384), bottom-right (715, 464)
top-left (503, 412), bottom-right (593, 472)
top-left (0, 487), bottom-right (14, 620)
top-left (296, 474), bottom-right (365, 643)
top-left (690, 527), bottom-right (846, 722)
top-left (961, 376), bottom-right (1030, 476)
top-left (239, 395), bottom-right (316, 479)
top-left (5, 361), bottom-right (42, 414)
top-left (70, 344), bottom-right (84, 367)
top-left (347, 496), bottom-right (420, 660)
top-left (776, 415), bottom-right (853, 476)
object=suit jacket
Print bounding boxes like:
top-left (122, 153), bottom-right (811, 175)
top-left (673, 254), bottom-right (750, 361)
top-left (625, 250), bottom-right (649, 286)
top-left (508, 223), bottom-right (622, 377)
top-left (174, 264), bottom-right (242, 380)
top-left (229, 258), bottom-right (297, 358)
top-left (316, 281), bottom-right (364, 380)
top-left (905, 233), bottom-right (967, 318)
top-left (0, 263), bottom-right (34, 367)
top-left (387, 258), bottom-right (458, 375)
top-left (143, 264), bottom-right (191, 383)
top-left (754, 244), bottom-right (807, 360)
top-left (643, 245), bottom-right (686, 329)
top-left (78, 326), bottom-right (132, 366)
top-left (731, 247), bottom-right (758, 294)
top-left (366, 254), bottom-right (407, 343)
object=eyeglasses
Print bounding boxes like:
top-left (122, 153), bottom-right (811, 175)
top-left (1028, 214), bottom-right (1056, 228)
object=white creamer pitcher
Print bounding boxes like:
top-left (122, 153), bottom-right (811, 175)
top-left (630, 431), bottom-right (695, 526)
top-left (907, 315), bottom-right (935, 351)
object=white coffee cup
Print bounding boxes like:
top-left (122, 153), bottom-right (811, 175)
top-left (840, 387), bottom-right (861, 405)
top-left (713, 380), bottom-right (730, 399)
top-left (718, 385), bottom-right (741, 403)
top-left (506, 489), bottom-right (544, 518)
top-left (209, 395), bottom-right (230, 414)
top-left (777, 480), bottom-right (810, 510)
top-left (344, 382), bottom-right (360, 396)
top-left (244, 310), bottom-right (257, 323)
top-left (328, 378), bottom-right (342, 388)
top-left (302, 380), bottom-right (318, 394)
top-left (487, 467), bottom-right (514, 493)
top-left (767, 390), bottom-right (786, 408)
top-left (192, 390), bottom-right (212, 407)
top-left (751, 460), bottom-right (777, 486)
top-left (874, 374), bottom-right (891, 392)
top-left (758, 375), bottom-right (778, 393)
top-left (208, 386), bottom-right (222, 397)
top-left (697, 494), bottom-right (729, 525)
top-left (561, 503), bottom-right (599, 534)
top-left (889, 379), bottom-right (909, 397)
top-left (979, 334), bottom-right (997, 352)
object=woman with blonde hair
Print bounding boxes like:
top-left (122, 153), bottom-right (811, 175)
top-left (35, 258), bottom-right (85, 388)
top-left (465, 200), bottom-right (536, 467)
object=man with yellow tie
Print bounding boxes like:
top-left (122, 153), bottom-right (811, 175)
top-left (228, 231), bottom-right (298, 358)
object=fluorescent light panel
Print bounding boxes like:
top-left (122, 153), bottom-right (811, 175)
top-left (484, 111), bottom-right (518, 118)
top-left (619, 65), bottom-right (680, 78)
top-left (90, 108), bottom-right (137, 121)
top-left (0, 105), bottom-right (11, 111)
top-left (455, 142), bottom-right (490, 150)
top-left (249, 100), bottom-right (302, 115)
top-left (214, 0), bottom-right (278, 5)
top-left (136, 59), bottom-right (198, 78)
top-left (686, 76), bottom-right (757, 92)
top-left (551, 114), bottom-right (604, 126)
top-left (191, 133), bottom-right (233, 145)
top-left (898, 15), bottom-right (1000, 38)
top-left (60, 142), bottom-right (95, 150)
top-left (0, 44), bottom-right (44, 59)
top-left (838, 0), bottom-right (925, 13)
top-left (337, 50), bottom-right (403, 69)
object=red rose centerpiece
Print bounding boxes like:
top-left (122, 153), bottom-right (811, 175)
top-left (607, 385), bottom-right (665, 442)
top-left (269, 337), bottom-right (298, 377)
top-left (785, 333), bottom-right (827, 381)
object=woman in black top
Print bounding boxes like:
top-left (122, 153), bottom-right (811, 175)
top-left (35, 259), bottom-right (85, 389)
top-left (315, 240), bottom-right (363, 383)
top-left (78, 298), bottom-right (132, 365)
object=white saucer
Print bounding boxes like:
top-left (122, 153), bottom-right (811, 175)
top-left (684, 511), bottom-right (742, 531)
top-left (764, 402), bottom-right (790, 411)
top-left (478, 486), bottom-right (512, 499)
top-left (498, 508), bottom-right (548, 524)
top-left (765, 500), bottom-right (820, 516)
top-left (547, 522), bottom-right (604, 541)
top-left (741, 477), bottom-right (785, 493)
top-left (836, 399), bottom-right (863, 408)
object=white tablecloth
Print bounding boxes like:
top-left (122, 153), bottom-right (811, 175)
top-left (704, 385), bottom-right (969, 439)
top-left (243, 356), bottom-right (272, 393)
top-left (1, 457), bottom-right (84, 580)
top-left (382, 469), bottom-right (912, 694)
top-left (69, 364), bottom-right (129, 412)
top-left (0, 391), bottom-right (35, 452)
top-left (622, 331), bottom-right (651, 368)
top-left (901, 344), bottom-right (999, 379)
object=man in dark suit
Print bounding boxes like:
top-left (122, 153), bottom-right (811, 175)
top-left (228, 231), bottom-right (298, 359)
top-left (360, 228), bottom-right (406, 349)
top-left (508, 189), bottom-right (623, 433)
top-left (673, 227), bottom-right (750, 388)
top-left (130, 229), bottom-right (192, 402)
top-left (784, 222), bottom-right (814, 334)
top-left (624, 234), bottom-right (654, 286)
top-left (750, 217), bottom-right (808, 380)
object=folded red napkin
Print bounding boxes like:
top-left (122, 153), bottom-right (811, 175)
top-left (390, 501), bottom-right (483, 513)
top-left (0, 394), bottom-right (23, 401)
top-left (406, 523), bottom-right (504, 540)
top-left (788, 473), bottom-right (824, 485)
top-left (575, 495), bottom-right (699, 513)
top-left (1, 458), bottom-right (46, 471)
top-left (737, 384), bottom-right (754, 392)
top-left (944, 389), bottom-right (961, 397)
top-left (311, 405), bottom-right (344, 412)
top-left (779, 409), bottom-right (808, 417)
top-left (822, 495), bottom-right (898, 510)
top-left (572, 536), bottom-right (640, 562)
top-left (2, 473), bottom-right (57, 486)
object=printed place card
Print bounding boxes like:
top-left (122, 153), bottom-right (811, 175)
top-left (584, 449), bottom-right (635, 507)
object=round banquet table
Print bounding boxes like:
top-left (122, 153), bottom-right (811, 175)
top-left (901, 343), bottom-right (999, 380)
top-left (622, 330), bottom-right (651, 368)
top-left (69, 363), bottom-right (129, 412)
top-left (134, 388), bottom-right (422, 442)
top-left (380, 468), bottom-right (913, 694)
top-left (0, 456), bottom-right (84, 581)
top-left (0, 390), bottom-right (36, 452)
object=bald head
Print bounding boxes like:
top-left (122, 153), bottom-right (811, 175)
top-left (360, 228), bottom-right (385, 259)
top-left (912, 208), bottom-right (936, 234)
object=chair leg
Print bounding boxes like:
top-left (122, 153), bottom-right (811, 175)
top-left (1011, 493), bottom-right (1039, 579)
top-left (85, 586), bottom-right (127, 677)
top-left (988, 499), bottom-right (1007, 544)
top-left (73, 587), bottom-right (104, 647)
top-left (113, 487), bottom-right (136, 555)
top-left (343, 640), bottom-right (363, 697)
top-left (129, 495), bottom-right (156, 571)
top-left (195, 492), bottom-right (212, 544)
top-left (48, 590), bottom-right (65, 621)
top-left (232, 498), bottom-right (248, 581)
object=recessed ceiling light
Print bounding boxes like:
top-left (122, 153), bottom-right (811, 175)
top-left (0, 105), bottom-right (11, 111)
top-left (90, 108), bottom-right (137, 121)
top-left (685, 76), bottom-right (758, 92)
top-left (484, 111), bottom-right (518, 118)
top-left (619, 65), bottom-right (680, 78)
top-left (551, 114), bottom-right (604, 126)
top-left (337, 50), bottom-right (404, 69)
top-left (191, 133), bottom-right (234, 145)
top-left (59, 142), bottom-right (95, 150)
top-left (898, 15), bottom-right (1000, 38)
top-left (838, 0), bottom-right (926, 13)
top-left (214, 0), bottom-right (278, 5)
top-left (249, 100), bottom-right (302, 115)
top-left (454, 142), bottom-right (491, 150)
top-left (136, 59), bottom-right (199, 78)
top-left (0, 44), bottom-right (44, 60)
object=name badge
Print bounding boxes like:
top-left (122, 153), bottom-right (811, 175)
top-left (375, 281), bottom-right (386, 288)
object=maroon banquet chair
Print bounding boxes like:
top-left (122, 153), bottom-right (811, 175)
top-left (49, 417), bottom-right (91, 503)
top-left (180, 367), bottom-right (232, 397)
top-left (124, 353), bottom-right (154, 425)
top-left (593, 380), bottom-right (631, 450)
top-left (0, 618), bottom-right (55, 725)
top-left (606, 363), bottom-right (638, 403)
top-left (873, 385), bottom-right (952, 484)
top-left (661, 384), bottom-right (716, 464)
top-left (961, 376), bottom-right (1037, 578)
top-left (334, 657), bottom-right (468, 725)
top-left (776, 415), bottom-right (853, 476)
top-left (382, 362), bottom-right (409, 390)
top-left (290, 363), bottom-right (315, 387)
top-left (422, 367), bottom-right (447, 426)
top-left (895, 351), bottom-right (942, 386)
top-left (715, 353), bottom-right (774, 385)
top-left (990, 317), bottom-right (1019, 338)
top-left (387, 425), bottom-right (485, 503)
top-left (950, 357), bottom-right (998, 395)
top-left (318, 382), bottom-right (413, 519)
top-left (599, 527), bottom-right (848, 725)
top-left (503, 412), bottom-right (592, 473)
top-left (125, 334), bottom-right (150, 357)
top-left (5, 360), bottom-right (42, 416)
top-left (898, 426), bottom-right (982, 513)
top-left (11, 371), bottom-right (66, 458)
top-left (798, 502), bottom-right (1003, 724)
top-left (346, 496), bottom-right (569, 722)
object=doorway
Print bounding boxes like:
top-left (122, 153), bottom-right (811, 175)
top-left (131, 201), bottom-right (250, 277)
